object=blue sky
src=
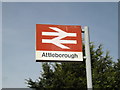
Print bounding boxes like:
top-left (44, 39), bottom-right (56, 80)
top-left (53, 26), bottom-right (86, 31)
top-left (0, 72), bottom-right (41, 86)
top-left (2, 2), bottom-right (118, 88)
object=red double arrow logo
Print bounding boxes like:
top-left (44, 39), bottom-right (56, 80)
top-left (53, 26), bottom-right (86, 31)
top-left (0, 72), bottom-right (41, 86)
top-left (36, 24), bottom-right (82, 52)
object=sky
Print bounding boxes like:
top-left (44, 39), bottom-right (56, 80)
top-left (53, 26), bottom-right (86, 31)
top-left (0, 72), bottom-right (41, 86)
top-left (1, 2), bottom-right (118, 88)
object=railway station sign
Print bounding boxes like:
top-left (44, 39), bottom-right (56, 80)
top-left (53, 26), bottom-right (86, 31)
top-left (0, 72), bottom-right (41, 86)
top-left (36, 24), bottom-right (83, 61)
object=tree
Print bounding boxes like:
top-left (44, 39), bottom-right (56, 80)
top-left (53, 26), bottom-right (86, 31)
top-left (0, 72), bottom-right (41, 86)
top-left (25, 43), bottom-right (119, 89)
top-left (114, 59), bottom-right (120, 88)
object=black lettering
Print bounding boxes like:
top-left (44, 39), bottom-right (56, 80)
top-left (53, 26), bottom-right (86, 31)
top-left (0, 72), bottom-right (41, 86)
top-left (42, 52), bottom-right (46, 57)
top-left (42, 52), bottom-right (79, 59)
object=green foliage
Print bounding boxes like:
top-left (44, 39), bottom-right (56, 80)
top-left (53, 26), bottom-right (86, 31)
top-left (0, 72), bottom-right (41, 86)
top-left (25, 43), bottom-right (119, 89)
top-left (114, 59), bottom-right (120, 88)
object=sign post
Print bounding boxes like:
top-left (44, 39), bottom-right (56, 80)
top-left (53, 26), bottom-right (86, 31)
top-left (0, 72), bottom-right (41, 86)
top-left (36, 24), bottom-right (92, 89)
top-left (83, 26), bottom-right (93, 89)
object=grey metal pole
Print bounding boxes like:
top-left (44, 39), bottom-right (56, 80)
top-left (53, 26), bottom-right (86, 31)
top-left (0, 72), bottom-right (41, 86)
top-left (84, 26), bottom-right (93, 89)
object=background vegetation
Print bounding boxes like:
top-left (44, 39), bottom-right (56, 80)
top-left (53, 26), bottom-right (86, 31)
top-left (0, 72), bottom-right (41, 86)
top-left (25, 43), bottom-right (120, 89)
